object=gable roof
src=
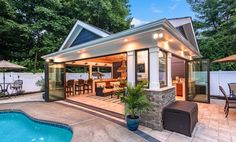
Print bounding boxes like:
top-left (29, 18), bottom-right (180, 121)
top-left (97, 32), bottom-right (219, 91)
top-left (59, 20), bottom-right (110, 51)
top-left (168, 17), bottom-right (199, 52)
top-left (42, 18), bottom-right (201, 61)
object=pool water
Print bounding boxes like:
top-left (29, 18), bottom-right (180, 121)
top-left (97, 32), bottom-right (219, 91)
top-left (0, 112), bottom-right (72, 142)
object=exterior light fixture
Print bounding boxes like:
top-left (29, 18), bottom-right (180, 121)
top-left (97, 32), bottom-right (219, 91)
top-left (153, 33), bottom-right (164, 39)
top-left (153, 33), bottom-right (158, 39)
top-left (159, 33), bottom-right (164, 38)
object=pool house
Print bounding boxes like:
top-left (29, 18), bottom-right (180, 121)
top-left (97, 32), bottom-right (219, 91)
top-left (42, 17), bottom-right (210, 130)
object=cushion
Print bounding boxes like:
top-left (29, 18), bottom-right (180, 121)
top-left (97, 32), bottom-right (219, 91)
top-left (110, 82), bottom-right (120, 88)
top-left (96, 82), bottom-right (106, 88)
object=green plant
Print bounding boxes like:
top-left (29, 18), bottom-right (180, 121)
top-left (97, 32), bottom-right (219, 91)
top-left (121, 83), bottom-right (152, 119)
top-left (36, 77), bottom-right (45, 91)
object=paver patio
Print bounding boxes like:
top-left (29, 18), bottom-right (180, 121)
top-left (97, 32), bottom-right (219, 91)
top-left (139, 99), bottom-right (236, 142)
top-left (0, 94), bottom-right (236, 142)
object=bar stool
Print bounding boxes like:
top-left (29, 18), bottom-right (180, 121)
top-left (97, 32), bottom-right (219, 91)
top-left (75, 79), bottom-right (84, 95)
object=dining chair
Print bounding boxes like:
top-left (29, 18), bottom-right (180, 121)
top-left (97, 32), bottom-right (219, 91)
top-left (228, 83), bottom-right (236, 96)
top-left (11, 80), bottom-right (23, 95)
top-left (219, 86), bottom-right (236, 117)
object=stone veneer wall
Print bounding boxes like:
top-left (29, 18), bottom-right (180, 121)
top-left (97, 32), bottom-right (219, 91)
top-left (140, 87), bottom-right (176, 130)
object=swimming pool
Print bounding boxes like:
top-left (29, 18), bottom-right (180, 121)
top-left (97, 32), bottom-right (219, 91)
top-left (0, 111), bottom-right (73, 142)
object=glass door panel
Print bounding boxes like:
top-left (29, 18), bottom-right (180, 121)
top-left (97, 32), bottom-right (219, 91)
top-left (47, 63), bottom-right (65, 101)
top-left (187, 59), bottom-right (210, 103)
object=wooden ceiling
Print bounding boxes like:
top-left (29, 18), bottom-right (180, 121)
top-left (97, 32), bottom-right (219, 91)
top-left (67, 53), bottom-right (126, 65)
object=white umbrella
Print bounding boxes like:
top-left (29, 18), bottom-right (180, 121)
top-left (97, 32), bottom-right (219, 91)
top-left (0, 60), bottom-right (25, 95)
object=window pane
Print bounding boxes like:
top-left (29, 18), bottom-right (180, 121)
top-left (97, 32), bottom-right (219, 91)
top-left (159, 50), bottom-right (167, 87)
top-left (66, 65), bottom-right (89, 81)
top-left (136, 50), bottom-right (149, 87)
top-left (48, 63), bottom-right (65, 101)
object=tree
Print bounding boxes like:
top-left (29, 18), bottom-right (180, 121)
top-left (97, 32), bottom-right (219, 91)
top-left (187, 0), bottom-right (236, 70)
top-left (0, 0), bottom-right (131, 72)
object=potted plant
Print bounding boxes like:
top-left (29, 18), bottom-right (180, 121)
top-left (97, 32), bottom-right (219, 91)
top-left (121, 83), bottom-right (152, 131)
top-left (36, 77), bottom-right (45, 91)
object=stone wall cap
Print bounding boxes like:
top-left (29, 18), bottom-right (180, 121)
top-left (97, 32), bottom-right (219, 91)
top-left (145, 86), bottom-right (175, 92)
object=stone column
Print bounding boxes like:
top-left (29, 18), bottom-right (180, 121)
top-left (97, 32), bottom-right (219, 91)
top-left (167, 52), bottom-right (172, 87)
top-left (149, 47), bottom-right (160, 90)
top-left (127, 51), bottom-right (135, 86)
top-left (140, 87), bottom-right (176, 130)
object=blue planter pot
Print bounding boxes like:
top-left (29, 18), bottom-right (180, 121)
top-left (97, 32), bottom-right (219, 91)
top-left (126, 115), bottom-right (139, 131)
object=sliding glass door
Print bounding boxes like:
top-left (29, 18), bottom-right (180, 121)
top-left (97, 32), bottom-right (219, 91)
top-left (186, 59), bottom-right (210, 103)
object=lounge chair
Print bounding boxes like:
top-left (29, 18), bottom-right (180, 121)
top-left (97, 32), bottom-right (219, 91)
top-left (219, 86), bottom-right (236, 117)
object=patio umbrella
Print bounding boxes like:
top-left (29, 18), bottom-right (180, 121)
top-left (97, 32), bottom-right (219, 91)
top-left (0, 60), bottom-right (25, 94)
top-left (213, 54), bottom-right (236, 63)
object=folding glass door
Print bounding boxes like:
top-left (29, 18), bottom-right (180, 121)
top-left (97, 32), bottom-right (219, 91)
top-left (45, 62), bottom-right (65, 101)
top-left (186, 59), bottom-right (210, 103)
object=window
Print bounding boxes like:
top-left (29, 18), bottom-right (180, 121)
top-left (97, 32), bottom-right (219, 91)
top-left (136, 50), bottom-right (149, 87)
top-left (70, 29), bottom-right (101, 47)
top-left (159, 50), bottom-right (167, 87)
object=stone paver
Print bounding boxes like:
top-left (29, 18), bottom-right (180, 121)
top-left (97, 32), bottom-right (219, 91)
top-left (0, 102), bottom-right (146, 142)
top-left (139, 99), bottom-right (236, 142)
top-left (0, 93), bottom-right (43, 104)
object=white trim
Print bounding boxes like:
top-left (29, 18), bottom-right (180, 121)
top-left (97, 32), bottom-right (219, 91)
top-left (59, 21), bottom-right (80, 51)
top-left (59, 20), bottom-right (110, 51)
top-left (189, 20), bottom-right (200, 52)
top-left (168, 17), bottom-right (200, 53)
top-left (149, 47), bottom-right (160, 90)
top-left (77, 20), bottom-right (110, 37)
top-left (127, 50), bottom-right (136, 87)
top-left (167, 52), bottom-right (172, 87)
top-left (67, 27), bottom-right (83, 48)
